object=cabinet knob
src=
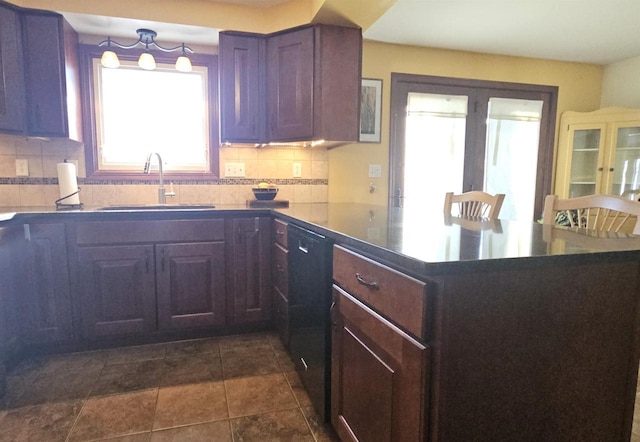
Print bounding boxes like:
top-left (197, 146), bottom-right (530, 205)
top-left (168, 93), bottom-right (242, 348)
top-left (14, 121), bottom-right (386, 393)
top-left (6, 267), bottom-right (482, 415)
top-left (597, 167), bottom-right (604, 171)
top-left (609, 167), bottom-right (614, 172)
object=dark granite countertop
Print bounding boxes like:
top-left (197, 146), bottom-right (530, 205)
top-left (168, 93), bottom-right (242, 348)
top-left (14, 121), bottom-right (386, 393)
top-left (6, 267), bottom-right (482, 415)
top-left (2, 203), bottom-right (640, 278)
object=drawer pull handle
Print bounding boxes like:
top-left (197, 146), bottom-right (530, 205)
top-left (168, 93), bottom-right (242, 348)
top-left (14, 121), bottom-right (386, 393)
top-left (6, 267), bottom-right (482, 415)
top-left (275, 230), bottom-right (285, 236)
top-left (356, 273), bottom-right (379, 290)
top-left (275, 264), bottom-right (285, 273)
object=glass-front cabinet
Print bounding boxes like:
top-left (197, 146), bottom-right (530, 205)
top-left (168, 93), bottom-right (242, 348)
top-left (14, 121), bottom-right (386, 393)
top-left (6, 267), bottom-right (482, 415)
top-left (556, 108), bottom-right (640, 199)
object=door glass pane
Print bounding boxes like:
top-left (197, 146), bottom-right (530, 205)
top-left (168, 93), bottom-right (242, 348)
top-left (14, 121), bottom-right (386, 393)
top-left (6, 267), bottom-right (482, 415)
top-left (403, 92), bottom-right (467, 217)
top-left (484, 98), bottom-right (543, 221)
top-left (568, 129), bottom-right (600, 197)
top-left (612, 126), bottom-right (640, 198)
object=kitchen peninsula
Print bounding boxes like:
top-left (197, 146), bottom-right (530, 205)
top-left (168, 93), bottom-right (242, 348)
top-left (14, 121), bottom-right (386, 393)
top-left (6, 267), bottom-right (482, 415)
top-left (1, 203), bottom-right (639, 441)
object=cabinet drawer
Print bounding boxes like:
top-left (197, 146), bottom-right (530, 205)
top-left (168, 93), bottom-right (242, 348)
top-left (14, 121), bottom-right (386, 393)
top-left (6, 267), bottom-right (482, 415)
top-left (272, 218), bottom-right (288, 248)
top-left (76, 219), bottom-right (225, 245)
top-left (272, 243), bottom-right (288, 299)
top-left (333, 245), bottom-right (428, 339)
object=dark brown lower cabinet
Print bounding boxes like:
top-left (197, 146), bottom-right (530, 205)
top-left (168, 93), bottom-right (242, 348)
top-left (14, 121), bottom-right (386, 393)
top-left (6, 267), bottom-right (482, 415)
top-left (0, 225), bottom-right (21, 396)
top-left (77, 245), bottom-right (156, 338)
top-left (331, 285), bottom-right (428, 442)
top-left (272, 286), bottom-right (289, 347)
top-left (229, 217), bottom-right (272, 324)
top-left (16, 223), bottom-right (73, 344)
top-left (156, 242), bottom-right (226, 330)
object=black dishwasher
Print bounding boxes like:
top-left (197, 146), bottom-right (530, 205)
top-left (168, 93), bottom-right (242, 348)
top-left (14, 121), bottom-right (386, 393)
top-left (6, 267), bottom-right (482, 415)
top-left (288, 224), bottom-right (333, 422)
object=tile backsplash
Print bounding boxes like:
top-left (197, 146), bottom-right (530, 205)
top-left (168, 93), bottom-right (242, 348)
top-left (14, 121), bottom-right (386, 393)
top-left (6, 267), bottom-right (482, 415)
top-left (0, 134), bottom-right (328, 207)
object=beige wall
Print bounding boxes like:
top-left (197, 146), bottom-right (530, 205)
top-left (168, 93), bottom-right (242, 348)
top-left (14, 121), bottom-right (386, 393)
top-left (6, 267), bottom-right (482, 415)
top-left (328, 40), bottom-right (604, 205)
top-left (2, 1), bottom-right (607, 208)
top-left (15, 0), bottom-right (315, 34)
top-left (601, 56), bottom-right (640, 108)
top-left (0, 135), bottom-right (328, 207)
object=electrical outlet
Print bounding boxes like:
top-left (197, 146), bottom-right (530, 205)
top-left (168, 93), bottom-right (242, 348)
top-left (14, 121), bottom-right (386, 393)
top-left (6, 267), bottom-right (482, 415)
top-left (368, 164), bottom-right (382, 178)
top-left (293, 163), bottom-right (302, 178)
top-left (16, 159), bottom-right (29, 176)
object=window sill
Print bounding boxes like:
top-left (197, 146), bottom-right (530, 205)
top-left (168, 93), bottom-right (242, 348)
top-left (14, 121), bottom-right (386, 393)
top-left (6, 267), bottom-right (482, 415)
top-left (85, 171), bottom-right (221, 182)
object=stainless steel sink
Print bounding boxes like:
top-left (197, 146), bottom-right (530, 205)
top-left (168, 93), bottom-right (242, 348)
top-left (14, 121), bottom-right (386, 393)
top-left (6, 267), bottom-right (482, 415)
top-left (97, 204), bottom-right (215, 211)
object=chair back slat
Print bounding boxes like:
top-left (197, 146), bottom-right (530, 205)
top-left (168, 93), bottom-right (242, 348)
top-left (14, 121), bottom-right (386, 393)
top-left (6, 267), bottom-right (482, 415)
top-left (543, 194), bottom-right (640, 234)
top-left (445, 191), bottom-right (505, 220)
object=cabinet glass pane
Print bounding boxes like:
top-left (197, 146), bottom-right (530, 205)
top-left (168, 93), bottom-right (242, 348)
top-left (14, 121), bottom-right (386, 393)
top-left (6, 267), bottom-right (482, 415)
top-left (612, 126), bottom-right (640, 197)
top-left (569, 129), bottom-right (600, 198)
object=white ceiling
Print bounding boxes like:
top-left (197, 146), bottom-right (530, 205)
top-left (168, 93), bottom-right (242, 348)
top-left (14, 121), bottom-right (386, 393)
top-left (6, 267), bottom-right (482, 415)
top-left (364, 0), bottom-right (640, 65)
top-left (63, 0), bottom-right (640, 65)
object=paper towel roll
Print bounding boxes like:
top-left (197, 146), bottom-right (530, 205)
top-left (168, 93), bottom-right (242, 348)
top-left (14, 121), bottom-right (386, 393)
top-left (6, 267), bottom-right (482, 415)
top-left (57, 162), bottom-right (80, 205)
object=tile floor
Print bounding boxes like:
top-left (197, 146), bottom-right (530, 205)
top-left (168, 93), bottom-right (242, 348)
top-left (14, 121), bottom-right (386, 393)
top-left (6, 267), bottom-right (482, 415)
top-left (0, 332), bottom-right (338, 442)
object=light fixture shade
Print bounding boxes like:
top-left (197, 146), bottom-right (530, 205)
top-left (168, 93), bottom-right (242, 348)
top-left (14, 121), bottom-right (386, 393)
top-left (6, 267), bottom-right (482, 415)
top-left (175, 55), bottom-right (193, 73)
top-left (101, 50), bottom-right (120, 68)
top-left (138, 52), bottom-right (156, 70)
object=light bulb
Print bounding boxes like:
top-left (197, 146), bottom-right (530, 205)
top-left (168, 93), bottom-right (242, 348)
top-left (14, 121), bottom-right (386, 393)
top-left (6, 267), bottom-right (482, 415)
top-left (175, 55), bottom-right (192, 73)
top-left (101, 50), bottom-right (120, 68)
top-left (138, 52), bottom-right (156, 70)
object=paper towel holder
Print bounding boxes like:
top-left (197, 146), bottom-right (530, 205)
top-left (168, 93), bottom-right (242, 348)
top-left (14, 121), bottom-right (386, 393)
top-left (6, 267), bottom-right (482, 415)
top-left (55, 189), bottom-right (83, 210)
top-left (55, 159), bottom-right (84, 210)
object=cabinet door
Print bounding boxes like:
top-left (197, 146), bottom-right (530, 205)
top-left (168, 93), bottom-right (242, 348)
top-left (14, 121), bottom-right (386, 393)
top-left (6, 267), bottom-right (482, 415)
top-left (156, 242), bottom-right (226, 330)
top-left (565, 124), bottom-right (606, 198)
top-left (229, 217), bottom-right (272, 324)
top-left (21, 11), bottom-right (69, 137)
top-left (607, 122), bottom-right (640, 197)
top-left (17, 223), bottom-right (73, 344)
top-left (0, 226), bottom-right (20, 355)
top-left (0, 3), bottom-right (25, 133)
top-left (77, 245), bottom-right (156, 338)
top-left (331, 286), bottom-right (428, 442)
top-left (273, 286), bottom-right (289, 348)
top-left (219, 32), bottom-right (265, 143)
top-left (266, 27), bottom-right (314, 141)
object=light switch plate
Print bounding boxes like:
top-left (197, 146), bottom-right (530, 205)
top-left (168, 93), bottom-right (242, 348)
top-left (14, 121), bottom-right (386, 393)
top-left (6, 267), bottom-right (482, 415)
top-left (368, 164), bottom-right (382, 178)
top-left (225, 162), bottom-right (246, 177)
top-left (16, 159), bottom-right (29, 176)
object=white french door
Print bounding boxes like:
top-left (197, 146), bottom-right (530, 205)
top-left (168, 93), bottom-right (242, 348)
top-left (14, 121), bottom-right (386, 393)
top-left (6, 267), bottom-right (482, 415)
top-left (389, 74), bottom-right (557, 222)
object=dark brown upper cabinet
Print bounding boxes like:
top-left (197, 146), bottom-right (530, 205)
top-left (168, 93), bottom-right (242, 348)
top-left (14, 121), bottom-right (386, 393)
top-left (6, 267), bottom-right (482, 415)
top-left (21, 8), bottom-right (81, 140)
top-left (0, 0), bottom-right (81, 140)
top-left (219, 24), bottom-right (362, 147)
top-left (0, 1), bottom-right (25, 134)
top-left (219, 32), bottom-right (266, 144)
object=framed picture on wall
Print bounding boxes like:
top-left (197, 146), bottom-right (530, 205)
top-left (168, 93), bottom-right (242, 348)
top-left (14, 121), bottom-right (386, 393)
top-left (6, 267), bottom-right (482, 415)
top-left (359, 78), bottom-right (383, 143)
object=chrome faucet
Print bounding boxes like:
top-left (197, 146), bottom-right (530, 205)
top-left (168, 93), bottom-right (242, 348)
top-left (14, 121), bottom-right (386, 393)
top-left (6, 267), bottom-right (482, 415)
top-left (143, 152), bottom-right (175, 204)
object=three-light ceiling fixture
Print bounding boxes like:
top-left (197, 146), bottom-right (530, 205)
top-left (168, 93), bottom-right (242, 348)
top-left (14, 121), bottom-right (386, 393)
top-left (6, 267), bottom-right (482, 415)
top-left (98, 28), bottom-right (193, 72)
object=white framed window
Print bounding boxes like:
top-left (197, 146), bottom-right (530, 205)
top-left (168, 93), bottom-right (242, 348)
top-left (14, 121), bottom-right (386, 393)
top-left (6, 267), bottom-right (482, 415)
top-left (79, 45), bottom-right (219, 179)
top-left (93, 58), bottom-right (210, 172)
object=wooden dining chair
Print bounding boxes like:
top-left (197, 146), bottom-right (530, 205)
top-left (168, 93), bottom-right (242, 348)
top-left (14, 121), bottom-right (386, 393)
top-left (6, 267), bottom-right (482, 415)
top-left (542, 194), bottom-right (640, 234)
top-left (443, 191), bottom-right (506, 219)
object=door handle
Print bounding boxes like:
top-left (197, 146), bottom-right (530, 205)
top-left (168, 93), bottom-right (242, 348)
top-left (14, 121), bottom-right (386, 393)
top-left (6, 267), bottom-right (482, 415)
top-left (298, 241), bottom-right (308, 253)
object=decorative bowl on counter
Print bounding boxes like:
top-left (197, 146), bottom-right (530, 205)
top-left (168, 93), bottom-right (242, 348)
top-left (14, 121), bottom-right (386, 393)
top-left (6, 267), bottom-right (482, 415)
top-left (252, 187), bottom-right (279, 200)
